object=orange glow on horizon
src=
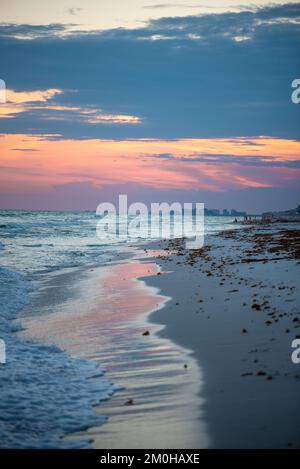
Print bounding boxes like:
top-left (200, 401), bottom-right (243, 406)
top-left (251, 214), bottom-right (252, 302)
top-left (0, 134), bottom-right (299, 194)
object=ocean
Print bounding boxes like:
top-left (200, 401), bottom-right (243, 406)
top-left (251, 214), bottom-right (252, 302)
top-left (0, 209), bottom-right (241, 448)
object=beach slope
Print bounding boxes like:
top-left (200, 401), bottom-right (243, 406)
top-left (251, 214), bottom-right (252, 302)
top-left (145, 223), bottom-right (300, 448)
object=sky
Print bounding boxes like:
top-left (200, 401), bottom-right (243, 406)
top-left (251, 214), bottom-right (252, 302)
top-left (2, 0), bottom-right (300, 31)
top-left (0, 1), bottom-right (300, 212)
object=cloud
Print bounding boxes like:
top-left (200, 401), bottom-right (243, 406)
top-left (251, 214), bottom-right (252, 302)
top-left (66, 7), bottom-right (83, 16)
top-left (0, 3), bottom-right (299, 140)
top-left (143, 3), bottom-right (209, 9)
top-left (0, 88), bottom-right (141, 125)
top-left (6, 88), bottom-right (62, 103)
top-left (10, 147), bottom-right (40, 151)
top-left (149, 151), bottom-right (300, 168)
top-left (0, 23), bottom-right (70, 40)
top-left (0, 88), bottom-right (63, 118)
top-left (0, 134), bottom-right (299, 197)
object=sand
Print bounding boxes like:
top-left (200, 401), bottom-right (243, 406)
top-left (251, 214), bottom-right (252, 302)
top-left (143, 223), bottom-right (300, 448)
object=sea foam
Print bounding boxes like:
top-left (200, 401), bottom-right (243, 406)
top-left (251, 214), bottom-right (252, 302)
top-left (0, 267), bottom-right (114, 448)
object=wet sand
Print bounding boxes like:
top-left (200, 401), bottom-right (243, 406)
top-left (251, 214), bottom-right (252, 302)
top-left (20, 260), bottom-right (209, 449)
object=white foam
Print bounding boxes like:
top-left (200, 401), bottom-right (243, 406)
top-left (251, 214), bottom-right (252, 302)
top-left (0, 267), bottom-right (115, 448)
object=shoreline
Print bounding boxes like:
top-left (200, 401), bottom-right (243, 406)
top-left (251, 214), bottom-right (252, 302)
top-left (19, 256), bottom-right (208, 448)
top-left (143, 223), bottom-right (300, 448)
top-left (13, 221), bottom-right (300, 448)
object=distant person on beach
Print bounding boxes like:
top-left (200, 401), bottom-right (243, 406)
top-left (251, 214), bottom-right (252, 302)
top-left (234, 218), bottom-right (238, 223)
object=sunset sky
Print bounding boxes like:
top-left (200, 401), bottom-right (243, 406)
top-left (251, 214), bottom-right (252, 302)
top-left (0, 1), bottom-right (299, 212)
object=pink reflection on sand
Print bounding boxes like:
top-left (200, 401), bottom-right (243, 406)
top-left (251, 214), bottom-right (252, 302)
top-left (20, 261), bottom-right (167, 360)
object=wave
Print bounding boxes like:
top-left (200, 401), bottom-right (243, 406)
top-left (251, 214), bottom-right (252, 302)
top-left (0, 267), bottom-right (115, 448)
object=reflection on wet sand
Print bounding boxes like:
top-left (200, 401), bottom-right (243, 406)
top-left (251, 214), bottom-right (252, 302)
top-left (20, 260), bottom-right (209, 449)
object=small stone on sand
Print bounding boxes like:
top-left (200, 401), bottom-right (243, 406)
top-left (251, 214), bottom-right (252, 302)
top-left (125, 399), bottom-right (134, 406)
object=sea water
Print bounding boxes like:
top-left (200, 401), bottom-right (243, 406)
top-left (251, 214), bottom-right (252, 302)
top-left (0, 210), bottom-right (241, 448)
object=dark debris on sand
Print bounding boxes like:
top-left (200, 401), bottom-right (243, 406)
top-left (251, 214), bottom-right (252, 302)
top-left (156, 222), bottom-right (300, 384)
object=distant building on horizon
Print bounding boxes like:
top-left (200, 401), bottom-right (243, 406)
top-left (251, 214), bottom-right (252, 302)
top-left (204, 208), bottom-right (220, 216)
top-left (230, 209), bottom-right (247, 217)
top-left (203, 208), bottom-right (247, 217)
